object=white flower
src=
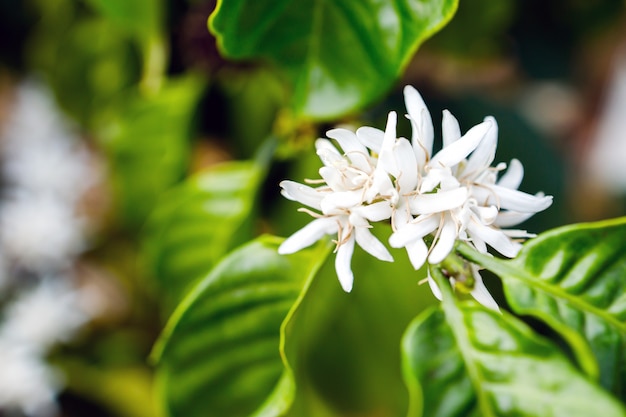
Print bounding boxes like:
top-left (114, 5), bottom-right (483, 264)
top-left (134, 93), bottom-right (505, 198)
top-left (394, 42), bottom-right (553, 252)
top-left (278, 118), bottom-right (398, 292)
top-left (279, 85), bottom-right (553, 304)
top-left (388, 86), bottom-right (552, 268)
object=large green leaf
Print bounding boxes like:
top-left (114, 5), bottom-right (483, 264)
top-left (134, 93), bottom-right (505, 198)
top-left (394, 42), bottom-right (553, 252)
top-left (100, 75), bottom-right (205, 227)
top-left (282, 224), bottom-right (437, 416)
top-left (143, 161), bottom-right (264, 305)
top-left (402, 267), bottom-right (626, 417)
top-left (152, 236), bottom-right (330, 417)
top-left (458, 217), bottom-right (626, 397)
top-left (209, 0), bottom-right (458, 119)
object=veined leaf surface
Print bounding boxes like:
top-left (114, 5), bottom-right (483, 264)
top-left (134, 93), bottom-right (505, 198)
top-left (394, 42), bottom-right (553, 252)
top-left (209, 0), bottom-right (458, 119)
top-left (402, 267), bottom-right (626, 417)
top-left (152, 236), bottom-right (330, 417)
top-left (458, 217), bottom-right (626, 397)
top-left (143, 161), bottom-right (263, 305)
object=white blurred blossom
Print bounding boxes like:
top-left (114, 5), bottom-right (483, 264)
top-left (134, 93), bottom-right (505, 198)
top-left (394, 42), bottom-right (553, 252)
top-left (0, 280), bottom-right (88, 353)
top-left (0, 343), bottom-right (61, 417)
top-left (0, 192), bottom-right (85, 269)
top-left (2, 81), bottom-right (95, 200)
top-left (279, 85), bottom-right (552, 308)
top-left (0, 80), bottom-right (97, 416)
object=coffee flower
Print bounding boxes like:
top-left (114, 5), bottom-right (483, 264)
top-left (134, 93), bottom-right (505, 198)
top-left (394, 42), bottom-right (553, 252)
top-left (278, 121), bottom-right (398, 292)
top-left (279, 86), bottom-right (552, 302)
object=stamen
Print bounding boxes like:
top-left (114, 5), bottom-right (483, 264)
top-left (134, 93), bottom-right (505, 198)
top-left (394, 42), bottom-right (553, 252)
top-left (304, 178), bottom-right (326, 184)
top-left (297, 207), bottom-right (323, 218)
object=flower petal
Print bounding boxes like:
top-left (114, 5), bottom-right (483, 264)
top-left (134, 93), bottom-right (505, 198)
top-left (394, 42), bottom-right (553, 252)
top-left (497, 158), bottom-right (524, 189)
top-left (429, 120), bottom-right (491, 168)
top-left (494, 210), bottom-right (535, 228)
top-left (320, 190), bottom-right (363, 213)
top-left (389, 215), bottom-right (439, 248)
top-left (377, 111), bottom-right (398, 174)
top-left (502, 229), bottom-right (536, 238)
top-left (279, 180), bottom-right (324, 210)
top-left (404, 85), bottom-right (434, 158)
top-left (364, 167), bottom-right (395, 203)
top-left (393, 138), bottom-right (419, 192)
top-left (407, 239), bottom-right (429, 270)
top-left (335, 235), bottom-right (356, 292)
top-left (418, 167), bottom-right (458, 193)
top-left (469, 234), bottom-right (487, 253)
top-left (315, 139), bottom-right (341, 166)
top-left (473, 185), bottom-right (553, 213)
top-left (392, 199), bottom-right (412, 230)
top-left (442, 110), bottom-right (461, 148)
top-left (467, 220), bottom-right (522, 258)
top-left (356, 126), bottom-right (384, 154)
top-left (409, 187), bottom-right (468, 215)
top-left (319, 166), bottom-right (345, 191)
top-left (472, 204), bottom-right (499, 225)
top-left (428, 215), bottom-right (458, 264)
top-left (355, 226), bottom-right (394, 262)
top-left (427, 274), bottom-right (443, 300)
top-left (353, 200), bottom-right (393, 222)
top-left (279, 217), bottom-right (337, 254)
top-left (464, 116), bottom-right (498, 178)
top-left (469, 266), bottom-right (500, 311)
top-left (326, 128), bottom-right (371, 172)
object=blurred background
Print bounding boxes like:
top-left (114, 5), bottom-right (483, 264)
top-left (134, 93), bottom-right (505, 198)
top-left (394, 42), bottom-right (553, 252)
top-left (0, 0), bottom-right (625, 416)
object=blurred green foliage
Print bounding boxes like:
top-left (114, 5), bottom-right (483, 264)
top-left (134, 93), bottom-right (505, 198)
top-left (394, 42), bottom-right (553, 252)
top-left (143, 160), bottom-right (265, 308)
top-left (100, 75), bottom-right (205, 227)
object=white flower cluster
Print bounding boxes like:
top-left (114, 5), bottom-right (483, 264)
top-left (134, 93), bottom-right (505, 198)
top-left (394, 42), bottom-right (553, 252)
top-left (0, 81), bottom-right (95, 274)
top-left (0, 281), bottom-right (88, 417)
top-left (0, 81), bottom-right (94, 416)
top-left (279, 86), bottom-right (552, 306)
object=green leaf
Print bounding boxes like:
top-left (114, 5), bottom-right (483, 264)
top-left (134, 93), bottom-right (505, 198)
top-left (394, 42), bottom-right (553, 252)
top-left (100, 75), bottom-right (205, 227)
top-left (402, 268), bottom-right (626, 417)
top-left (458, 217), bottom-right (626, 397)
top-left (209, 0), bottom-right (458, 119)
top-left (143, 161), bottom-right (264, 306)
top-left (281, 224), bottom-right (437, 416)
top-left (152, 236), bottom-right (330, 417)
top-left (402, 306), bottom-right (477, 417)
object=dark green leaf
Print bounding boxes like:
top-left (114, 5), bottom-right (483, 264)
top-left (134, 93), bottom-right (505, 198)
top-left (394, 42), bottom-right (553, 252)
top-left (143, 161), bottom-right (264, 305)
top-left (458, 217), bottom-right (626, 397)
top-left (152, 236), bottom-right (330, 417)
top-left (402, 268), bottom-right (626, 417)
top-left (209, 0), bottom-right (458, 119)
top-left (100, 75), bottom-right (205, 227)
